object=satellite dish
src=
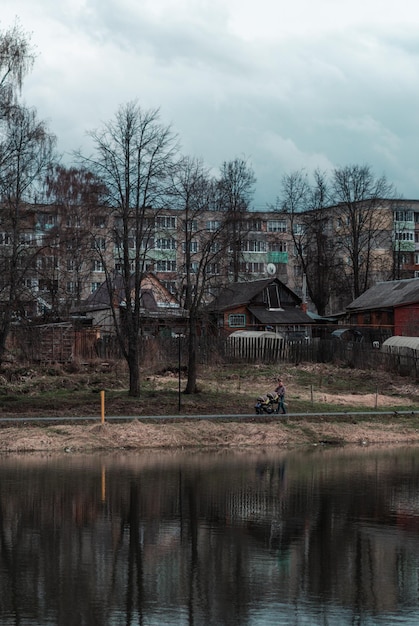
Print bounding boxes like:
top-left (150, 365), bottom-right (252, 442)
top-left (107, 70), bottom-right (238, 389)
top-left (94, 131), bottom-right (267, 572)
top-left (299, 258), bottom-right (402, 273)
top-left (266, 263), bottom-right (276, 276)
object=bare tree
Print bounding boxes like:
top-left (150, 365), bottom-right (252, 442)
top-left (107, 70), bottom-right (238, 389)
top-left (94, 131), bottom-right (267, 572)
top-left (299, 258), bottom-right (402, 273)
top-left (0, 105), bottom-right (56, 362)
top-left (331, 164), bottom-right (395, 302)
top-left (44, 165), bottom-right (107, 311)
top-left (80, 101), bottom-right (178, 396)
top-left (281, 169), bottom-right (338, 315)
top-left (217, 158), bottom-right (256, 281)
top-left (170, 156), bottom-right (225, 394)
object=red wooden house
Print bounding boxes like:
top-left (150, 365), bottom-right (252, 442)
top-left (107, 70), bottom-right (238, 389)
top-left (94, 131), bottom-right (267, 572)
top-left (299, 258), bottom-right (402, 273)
top-left (346, 278), bottom-right (419, 336)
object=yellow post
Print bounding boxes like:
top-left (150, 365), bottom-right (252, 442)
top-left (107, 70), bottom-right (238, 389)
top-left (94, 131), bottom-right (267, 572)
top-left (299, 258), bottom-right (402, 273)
top-left (100, 390), bottom-right (105, 424)
top-left (101, 466), bottom-right (106, 502)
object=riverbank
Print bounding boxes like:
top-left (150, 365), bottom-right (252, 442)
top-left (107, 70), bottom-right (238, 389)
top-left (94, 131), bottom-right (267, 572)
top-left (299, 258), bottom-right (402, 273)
top-left (0, 362), bottom-right (418, 453)
top-left (1, 413), bottom-right (419, 453)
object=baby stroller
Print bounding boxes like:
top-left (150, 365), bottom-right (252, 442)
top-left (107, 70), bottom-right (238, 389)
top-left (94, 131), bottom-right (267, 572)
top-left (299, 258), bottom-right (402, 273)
top-left (255, 392), bottom-right (280, 414)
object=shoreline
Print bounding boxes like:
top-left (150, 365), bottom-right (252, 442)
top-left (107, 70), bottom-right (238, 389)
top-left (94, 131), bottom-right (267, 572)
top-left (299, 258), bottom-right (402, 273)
top-left (2, 416), bottom-right (419, 453)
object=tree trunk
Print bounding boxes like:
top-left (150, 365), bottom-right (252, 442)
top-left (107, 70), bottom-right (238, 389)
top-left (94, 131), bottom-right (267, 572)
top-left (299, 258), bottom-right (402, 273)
top-left (127, 344), bottom-right (140, 397)
top-left (184, 317), bottom-right (198, 394)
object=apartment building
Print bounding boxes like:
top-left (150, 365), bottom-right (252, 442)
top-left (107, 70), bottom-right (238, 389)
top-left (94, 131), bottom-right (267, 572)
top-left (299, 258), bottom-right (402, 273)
top-left (1, 198), bottom-right (418, 319)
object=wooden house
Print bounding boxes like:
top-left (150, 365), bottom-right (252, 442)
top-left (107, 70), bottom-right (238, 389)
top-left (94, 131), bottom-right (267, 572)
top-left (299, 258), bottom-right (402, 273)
top-left (206, 277), bottom-right (313, 338)
top-left (346, 278), bottom-right (419, 336)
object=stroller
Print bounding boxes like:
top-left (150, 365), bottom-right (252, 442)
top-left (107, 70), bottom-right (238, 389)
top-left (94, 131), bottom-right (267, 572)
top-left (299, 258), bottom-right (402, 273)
top-left (255, 391), bottom-right (282, 415)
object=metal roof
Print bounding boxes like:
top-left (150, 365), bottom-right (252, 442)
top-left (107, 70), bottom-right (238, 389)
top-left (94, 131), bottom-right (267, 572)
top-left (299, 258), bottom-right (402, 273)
top-left (347, 278), bottom-right (419, 311)
top-left (382, 336), bottom-right (419, 350)
top-left (248, 306), bottom-right (312, 325)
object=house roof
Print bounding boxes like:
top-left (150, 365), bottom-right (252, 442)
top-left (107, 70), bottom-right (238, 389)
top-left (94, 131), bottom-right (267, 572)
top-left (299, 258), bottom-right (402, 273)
top-left (347, 278), bottom-right (419, 312)
top-left (207, 278), bottom-right (302, 312)
top-left (248, 306), bottom-right (312, 325)
top-left (382, 336), bottom-right (419, 351)
top-left (75, 272), bottom-right (182, 315)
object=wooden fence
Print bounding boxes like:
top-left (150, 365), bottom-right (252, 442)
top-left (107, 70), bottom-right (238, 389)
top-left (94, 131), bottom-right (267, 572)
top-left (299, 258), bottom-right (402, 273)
top-left (7, 326), bottom-right (419, 379)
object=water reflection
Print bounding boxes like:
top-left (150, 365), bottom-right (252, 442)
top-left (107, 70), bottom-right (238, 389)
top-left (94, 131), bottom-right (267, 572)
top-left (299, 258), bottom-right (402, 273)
top-left (1, 447), bottom-right (419, 624)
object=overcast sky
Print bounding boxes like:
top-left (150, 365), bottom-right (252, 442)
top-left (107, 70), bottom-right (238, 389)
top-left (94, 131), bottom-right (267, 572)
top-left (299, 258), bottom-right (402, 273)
top-left (2, 0), bottom-right (419, 207)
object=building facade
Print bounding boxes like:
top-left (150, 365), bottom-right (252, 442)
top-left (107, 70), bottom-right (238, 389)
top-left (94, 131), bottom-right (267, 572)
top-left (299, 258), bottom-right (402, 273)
top-left (2, 198), bottom-right (419, 319)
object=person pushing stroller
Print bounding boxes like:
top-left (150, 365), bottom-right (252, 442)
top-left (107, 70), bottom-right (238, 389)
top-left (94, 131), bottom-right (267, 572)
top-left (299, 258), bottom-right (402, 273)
top-left (255, 376), bottom-right (287, 414)
top-left (274, 377), bottom-right (286, 414)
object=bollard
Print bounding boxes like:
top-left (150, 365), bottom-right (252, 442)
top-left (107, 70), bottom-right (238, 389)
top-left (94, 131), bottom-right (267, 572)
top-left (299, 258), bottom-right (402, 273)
top-left (101, 390), bottom-right (105, 424)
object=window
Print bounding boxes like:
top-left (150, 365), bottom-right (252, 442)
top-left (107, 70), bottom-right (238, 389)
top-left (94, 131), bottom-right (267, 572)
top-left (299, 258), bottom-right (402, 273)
top-left (19, 233), bottom-right (33, 246)
top-left (156, 260), bottom-right (177, 272)
top-left (229, 313), bottom-right (246, 328)
top-left (266, 284), bottom-right (281, 309)
top-left (267, 220), bottom-right (287, 233)
top-left (92, 237), bottom-right (106, 250)
top-left (248, 240), bottom-right (265, 252)
top-left (205, 263), bottom-right (220, 275)
top-left (22, 278), bottom-right (37, 289)
top-left (155, 238), bottom-right (176, 250)
top-left (269, 241), bottom-right (287, 252)
top-left (243, 220), bottom-right (262, 231)
top-left (395, 210), bottom-right (414, 222)
top-left (415, 253), bottom-right (419, 265)
top-left (182, 241), bottom-right (198, 253)
top-left (67, 216), bottom-right (81, 228)
top-left (66, 282), bottom-right (76, 293)
top-left (236, 240), bottom-right (266, 253)
top-left (91, 282), bottom-right (101, 293)
top-left (38, 256), bottom-right (58, 270)
top-left (394, 231), bottom-right (414, 241)
top-left (114, 261), bottom-right (137, 272)
top-left (67, 259), bottom-right (75, 271)
top-left (156, 216), bottom-right (176, 229)
top-left (92, 260), bottom-right (104, 272)
top-left (206, 220), bottom-right (220, 231)
top-left (237, 262), bottom-right (264, 273)
top-left (183, 220), bottom-right (198, 232)
top-left (93, 215), bottom-right (107, 228)
top-left (162, 281), bottom-right (177, 294)
top-left (292, 223), bottom-right (305, 236)
top-left (188, 262), bottom-right (199, 273)
top-left (0, 233), bottom-right (11, 245)
top-left (44, 214), bottom-right (57, 229)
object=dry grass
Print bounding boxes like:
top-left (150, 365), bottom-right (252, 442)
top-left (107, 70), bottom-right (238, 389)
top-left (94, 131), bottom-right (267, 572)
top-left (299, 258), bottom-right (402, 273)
top-left (0, 361), bottom-right (417, 453)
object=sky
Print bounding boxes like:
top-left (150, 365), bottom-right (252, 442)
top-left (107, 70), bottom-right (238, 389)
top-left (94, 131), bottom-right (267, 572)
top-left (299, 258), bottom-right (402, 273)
top-left (2, 0), bottom-right (419, 208)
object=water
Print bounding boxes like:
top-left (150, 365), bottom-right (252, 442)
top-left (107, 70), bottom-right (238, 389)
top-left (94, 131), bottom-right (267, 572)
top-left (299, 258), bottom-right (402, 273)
top-left (1, 446), bottom-right (419, 625)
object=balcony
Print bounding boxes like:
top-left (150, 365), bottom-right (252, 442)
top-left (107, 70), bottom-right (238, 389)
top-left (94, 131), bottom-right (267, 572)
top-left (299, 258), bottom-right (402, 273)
top-left (267, 252), bottom-right (288, 264)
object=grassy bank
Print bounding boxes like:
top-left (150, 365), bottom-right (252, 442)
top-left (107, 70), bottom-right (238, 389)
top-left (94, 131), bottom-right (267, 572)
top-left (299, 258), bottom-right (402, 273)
top-left (0, 361), bottom-right (418, 452)
top-left (0, 361), bottom-right (417, 418)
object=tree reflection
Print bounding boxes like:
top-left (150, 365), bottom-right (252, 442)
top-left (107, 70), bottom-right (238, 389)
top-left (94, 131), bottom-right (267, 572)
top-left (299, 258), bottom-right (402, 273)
top-left (0, 450), bottom-right (419, 624)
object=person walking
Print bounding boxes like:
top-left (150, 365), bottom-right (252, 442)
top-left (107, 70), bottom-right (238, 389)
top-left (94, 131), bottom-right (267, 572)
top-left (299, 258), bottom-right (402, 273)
top-left (274, 377), bottom-right (286, 414)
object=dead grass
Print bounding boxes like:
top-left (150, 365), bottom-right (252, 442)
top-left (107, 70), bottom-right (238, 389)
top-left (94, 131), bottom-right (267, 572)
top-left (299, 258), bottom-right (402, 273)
top-left (0, 361), bottom-right (417, 453)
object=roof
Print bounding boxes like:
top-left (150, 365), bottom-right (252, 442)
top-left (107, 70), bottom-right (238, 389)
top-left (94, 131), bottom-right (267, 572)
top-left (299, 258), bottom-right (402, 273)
top-left (248, 306), bottom-right (312, 325)
top-left (83, 272), bottom-right (179, 310)
top-left (346, 278), bottom-right (419, 312)
top-left (382, 336), bottom-right (419, 350)
top-left (207, 278), bottom-right (302, 312)
top-left (228, 330), bottom-right (284, 339)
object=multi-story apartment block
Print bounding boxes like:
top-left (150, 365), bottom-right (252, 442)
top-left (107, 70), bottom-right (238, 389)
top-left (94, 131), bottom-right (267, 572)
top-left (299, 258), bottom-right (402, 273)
top-left (3, 198), bottom-right (419, 320)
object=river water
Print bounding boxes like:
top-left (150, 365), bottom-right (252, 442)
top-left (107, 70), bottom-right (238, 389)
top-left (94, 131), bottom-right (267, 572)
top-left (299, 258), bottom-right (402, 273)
top-left (1, 446), bottom-right (419, 625)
